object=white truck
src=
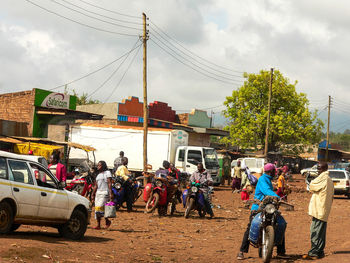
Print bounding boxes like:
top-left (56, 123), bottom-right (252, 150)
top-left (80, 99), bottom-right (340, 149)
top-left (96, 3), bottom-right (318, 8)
top-left (68, 124), bottom-right (220, 184)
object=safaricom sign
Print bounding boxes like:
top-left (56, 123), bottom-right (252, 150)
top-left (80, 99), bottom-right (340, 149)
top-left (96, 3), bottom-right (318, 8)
top-left (41, 93), bottom-right (70, 109)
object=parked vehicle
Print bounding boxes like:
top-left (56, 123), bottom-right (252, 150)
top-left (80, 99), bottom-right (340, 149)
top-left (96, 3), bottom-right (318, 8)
top-left (231, 158), bottom-right (265, 174)
top-left (249, 196), bottom-right (288, 263)
top-left (183, 181), bottom-right (207, 218)
top-left (69, 125), bottom-right (220, 184)
top-left (0, 151), bottom-right (91, 240)
top-left (300, 164), bottom-right (317, 177)
top-left (334, 162), bottom-right (350, 170)
top-left (306, 169), bottom-right (350, 198)
top-left (143, 175), bottom-right (168, 214)
top-left (111, 174), bottom-right (143, 209)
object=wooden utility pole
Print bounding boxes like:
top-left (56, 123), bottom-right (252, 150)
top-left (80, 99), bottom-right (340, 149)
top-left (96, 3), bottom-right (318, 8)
top-left (142, 13), bottom-right (148, 173)
top-left (325, 95), bottom-right (331, 161)
top-left (264, 68), bottom-right (274, 157)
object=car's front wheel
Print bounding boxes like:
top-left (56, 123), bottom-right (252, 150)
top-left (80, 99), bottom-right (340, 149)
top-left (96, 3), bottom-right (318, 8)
top-left (58, 209), bottom-right (87, 240)
top-left (0, 202), bottom-right (14, 234)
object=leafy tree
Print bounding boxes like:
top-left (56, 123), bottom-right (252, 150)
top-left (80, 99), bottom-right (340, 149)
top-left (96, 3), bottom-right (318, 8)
top-left (222, 70), bottom-right (324, 152)
top-left (64, 86), bottom-right (100, 105)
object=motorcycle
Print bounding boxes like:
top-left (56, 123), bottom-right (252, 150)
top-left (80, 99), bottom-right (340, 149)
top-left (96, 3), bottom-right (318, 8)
top-left (248, 196), bottom-right (291, 263)
top-left (112, 174), bottom-right (143, 210)
top-left (144, 174), bottom-right (168, 214)
top-left (183, 180), bottom-right (207, 218)
top-left (65, 163), bottom-right (95, 200)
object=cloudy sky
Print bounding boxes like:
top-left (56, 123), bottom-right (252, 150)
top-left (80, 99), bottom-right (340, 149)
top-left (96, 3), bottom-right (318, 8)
top-left (1, 0), bottom-right (350, 131)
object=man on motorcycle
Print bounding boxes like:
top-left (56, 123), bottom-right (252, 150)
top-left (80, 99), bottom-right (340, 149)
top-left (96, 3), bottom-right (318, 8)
top-left (237, 163), bottom-right (286, 260)
top-left (115, 157), bottom-right (133, 212)
top-left (189, 162), bottom-right (214, 218)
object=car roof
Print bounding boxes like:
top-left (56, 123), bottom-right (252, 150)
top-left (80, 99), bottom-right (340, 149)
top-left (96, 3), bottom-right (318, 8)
top-left (0, 150), bottom-right (45, 163)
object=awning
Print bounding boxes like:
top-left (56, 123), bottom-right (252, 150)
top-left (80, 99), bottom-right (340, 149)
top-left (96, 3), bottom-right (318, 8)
top-left (0, 136), bottom-right (23, 144)
top-left (36, 106), bottom-right (103, 120)
top-left (14, 142), bottom-right (63, 159)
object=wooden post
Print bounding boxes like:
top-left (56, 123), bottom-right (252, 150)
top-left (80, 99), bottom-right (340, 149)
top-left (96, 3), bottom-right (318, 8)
top-left (264, 68), bottom-right (274, 158)
top-left (325, 95), bottom-right (331, 162)
top-left (142, 13), bottom-right (148, 183)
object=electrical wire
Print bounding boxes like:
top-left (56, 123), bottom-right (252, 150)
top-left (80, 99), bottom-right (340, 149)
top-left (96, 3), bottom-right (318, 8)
top-left (103, 44), bottom-right (142, 103)
top-left (49, 0), bottom-right (142, 31)
top-left (150, 20), bottom-right (245, 74)
top-left (76, 0), bottom-right (142, 19)
top-left (87, 40), bottom-right (141, 98)
top-left (58, 0), bottom-right (142, 25)
top-left (49, 40), bottom-right (141, 91)
top-left (150, 38), bottom-right (243, 86)
top-left (150, 25), bottom-right (245, 79)
top-left (24, 0), bottom-right (139, 37)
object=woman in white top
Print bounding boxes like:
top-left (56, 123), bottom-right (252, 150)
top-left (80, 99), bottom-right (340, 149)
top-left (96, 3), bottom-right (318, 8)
top-left (91, 161), bottom-right (113, 229)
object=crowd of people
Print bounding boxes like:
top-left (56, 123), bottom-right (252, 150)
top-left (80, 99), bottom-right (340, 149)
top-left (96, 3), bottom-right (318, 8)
top-left (37, 149), bottom-right (335, 261)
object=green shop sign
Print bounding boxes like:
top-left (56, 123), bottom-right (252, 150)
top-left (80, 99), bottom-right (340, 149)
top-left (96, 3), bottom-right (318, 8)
top-left (34, 88), bottom-right (76, 110)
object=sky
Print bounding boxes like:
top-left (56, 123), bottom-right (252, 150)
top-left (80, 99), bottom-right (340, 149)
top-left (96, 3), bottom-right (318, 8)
top-left (1, 0), bottom-right (350, 131)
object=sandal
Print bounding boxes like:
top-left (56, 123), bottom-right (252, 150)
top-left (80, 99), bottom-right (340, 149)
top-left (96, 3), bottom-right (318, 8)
top-left (105, 221), bottom-right (111, 229)
top-left (92, 226), bottom-right (101, 230)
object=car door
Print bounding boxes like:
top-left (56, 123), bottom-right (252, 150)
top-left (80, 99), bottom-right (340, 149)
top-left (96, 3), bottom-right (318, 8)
top-left (29, 163), bottom-right (69, 220)
top-left (0, 157), bottom-right (12, 201)
top-left (7, 159), bottom-right (40, 218)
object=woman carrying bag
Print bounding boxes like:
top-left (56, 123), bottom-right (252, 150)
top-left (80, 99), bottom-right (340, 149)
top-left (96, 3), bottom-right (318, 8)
top-left (91, 161), bottom-right (114, 230)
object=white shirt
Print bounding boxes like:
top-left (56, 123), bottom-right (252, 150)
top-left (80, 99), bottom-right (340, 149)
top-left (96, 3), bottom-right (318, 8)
top-left (96, 170), bottom-right (112, 193)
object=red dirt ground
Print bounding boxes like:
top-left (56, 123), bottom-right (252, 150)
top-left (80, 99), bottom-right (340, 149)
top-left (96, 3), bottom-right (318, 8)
top-left (1, 174), bottom-right (349, 262)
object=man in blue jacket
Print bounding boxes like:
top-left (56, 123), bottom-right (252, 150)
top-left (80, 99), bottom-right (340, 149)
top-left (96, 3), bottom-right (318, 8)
top-left (237, 163), bottom-right (286, 260)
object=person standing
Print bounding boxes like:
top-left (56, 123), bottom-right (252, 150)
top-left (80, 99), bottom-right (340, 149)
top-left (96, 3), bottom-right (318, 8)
top-left (113, 151), bottom-right (124, 173)
top-left (115, 157), bottom-right (133, 212)
top-left (232, 160), bottom-right (243, 192)
top-left (240, 166), bottom-right (251, 204)
top-left (91, 161), bottom-right (113, 230)
top-left (302, 162), bottom-right (334, 260)
top-left (276, 169), bottom-right (286, 200)
top-left (48, 152), bottom-right (67, 182)
top-left (189, 163), bottom-right (214, 218)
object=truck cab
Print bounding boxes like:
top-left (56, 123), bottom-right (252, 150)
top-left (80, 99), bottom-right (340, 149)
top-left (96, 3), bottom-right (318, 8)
top-left (174, 146), bottom-right (220, 185)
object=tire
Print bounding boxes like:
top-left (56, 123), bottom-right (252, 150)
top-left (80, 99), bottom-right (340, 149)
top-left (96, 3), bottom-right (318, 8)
top-left (258, 247), bottom-right (262, 258)
top-left (72, 184), bottom-right (85, 195)
top-left (58, 210), bottom-right (87, 240)
top-left (10, 224), bottom-right (21, 232)
top-left (262, 225), bottom-right (275, 263)
top-left (198, 208), bottom-right (206, 218)
top-left (184, 198), bottom-right (194, 219)
top-left (145, 193), bottom-right (159, 213)
top-left (0, 202), bottom-right (14, 234)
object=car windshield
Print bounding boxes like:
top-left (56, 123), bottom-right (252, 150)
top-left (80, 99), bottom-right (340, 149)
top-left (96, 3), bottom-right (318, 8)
top-left (203, 149), bottom-right (219, 169)
top-left (334, 163), bottom-right (349, 169)
top-left (329, 171), bottom-right (346, 179)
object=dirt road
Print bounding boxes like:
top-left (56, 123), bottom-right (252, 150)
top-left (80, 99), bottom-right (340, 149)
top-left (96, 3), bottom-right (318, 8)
top-left (1, 174), bottom-right (349, 262)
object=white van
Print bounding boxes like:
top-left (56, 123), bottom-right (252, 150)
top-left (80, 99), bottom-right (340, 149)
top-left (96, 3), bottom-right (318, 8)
top-left (231, 157), bottom-right (265, 174)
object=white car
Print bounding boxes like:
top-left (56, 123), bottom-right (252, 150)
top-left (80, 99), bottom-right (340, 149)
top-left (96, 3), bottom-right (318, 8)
top-left (300, 164), bottom-right (318, 177)
top-left (0, 151), bottom-right (91, 239)
top-left (306, 169), bottom-right (350, 198)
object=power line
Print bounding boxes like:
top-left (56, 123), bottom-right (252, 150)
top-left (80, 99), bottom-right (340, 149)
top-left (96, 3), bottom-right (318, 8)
top-left (49, 0), bottom-right (142, 31)
top-left (24, 0), bottom-right (138, 37)
top-left (76, 0), bottom-right (142, 19)
top-left (58, 0), bottom-right (142, 25)
top-left (103, 44), bottom-right (142, 103)
top-left (150, 20), bottom-right (245, 74)
top-left (150, 38), bottom-right (243, 86)
top-left (49, 41), bottom-right (141, 91)
top-left (87, 40), bottom-right (141, 98)
top-left (150, 25), bottom-right (245, 79)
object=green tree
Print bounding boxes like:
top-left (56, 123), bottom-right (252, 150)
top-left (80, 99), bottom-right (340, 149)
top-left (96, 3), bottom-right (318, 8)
top-left (222, 70), bottom-right (324, 152)
top-left (64, 86), bottom-right (100, 105)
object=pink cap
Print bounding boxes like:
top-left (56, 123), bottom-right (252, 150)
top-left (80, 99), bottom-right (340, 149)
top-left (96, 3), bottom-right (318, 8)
top-left (264, 163), bottom-right (276, 172)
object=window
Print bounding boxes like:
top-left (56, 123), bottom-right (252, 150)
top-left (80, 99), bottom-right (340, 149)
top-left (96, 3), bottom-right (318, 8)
top-left (187, 150), bottom-right (202, 165)
top-left (8, 160), bottom-right (33, 185)
top-left (30, 163), bottom-right (57, 189)
top-left (178, 149), bottom-right (185, 162)
top-left (329, 171), bottom-right (346, 179)
top-left (0, 158), bottom-right (8, 179)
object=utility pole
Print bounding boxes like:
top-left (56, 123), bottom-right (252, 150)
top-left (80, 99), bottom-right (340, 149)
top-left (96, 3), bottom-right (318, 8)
top-left (264, 68), bottom-right (274, 157)
top-left (325, 95), bottom-right (332, 162)
top-left (142, 13), bottom-right (148, 174)
top-left (210, 110), bottom-right (213, 128)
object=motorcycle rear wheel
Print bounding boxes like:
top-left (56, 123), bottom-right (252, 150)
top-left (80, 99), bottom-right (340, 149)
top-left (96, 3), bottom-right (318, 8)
top-left (145, 193), bottom-right (159, 213)
top-left (184, 198), bottom-right (194, 219)
top-left (262, 225), bottom-right (274, 263)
